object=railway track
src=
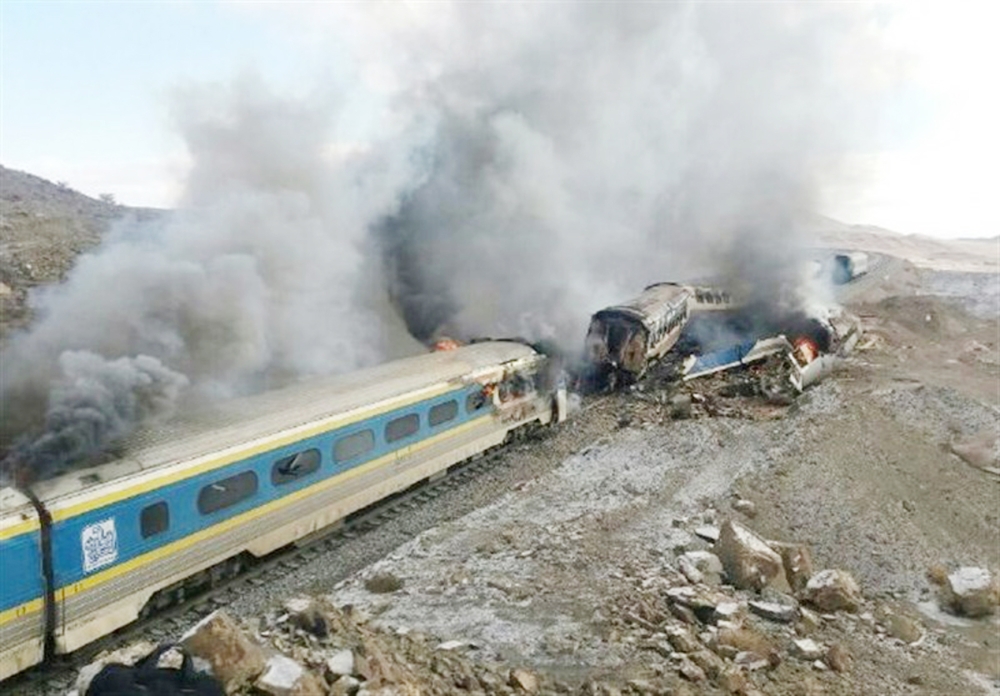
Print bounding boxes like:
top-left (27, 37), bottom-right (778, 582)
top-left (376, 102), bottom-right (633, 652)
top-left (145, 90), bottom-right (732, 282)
top-left (5, 410), bottom-right (610, 696)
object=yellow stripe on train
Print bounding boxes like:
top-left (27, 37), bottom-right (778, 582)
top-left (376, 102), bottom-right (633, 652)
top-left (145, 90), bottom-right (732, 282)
top-left (0, 382), bottom-right (458, 542)
top-left (0, 415), bottom-right (488, 628)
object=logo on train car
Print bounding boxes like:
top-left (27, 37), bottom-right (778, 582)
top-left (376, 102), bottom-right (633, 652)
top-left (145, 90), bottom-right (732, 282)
top-left (81, 518), bottom-right (119, 573)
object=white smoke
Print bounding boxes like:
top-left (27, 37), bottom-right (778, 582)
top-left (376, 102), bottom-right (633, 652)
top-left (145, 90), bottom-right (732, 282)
top-left (1, 4), bottom-right (901, 478)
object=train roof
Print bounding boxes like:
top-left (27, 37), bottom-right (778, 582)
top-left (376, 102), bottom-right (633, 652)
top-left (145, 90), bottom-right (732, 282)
top-left (1, 341), bottom-right (540, 512)
top-left (593, 283), bottom-right (689, 323)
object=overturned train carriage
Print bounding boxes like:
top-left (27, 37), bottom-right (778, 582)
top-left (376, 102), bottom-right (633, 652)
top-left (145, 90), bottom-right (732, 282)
top-left (0, 341), bottom-right (566, 681)
top-left (584, 282), bottom-right (691, 386)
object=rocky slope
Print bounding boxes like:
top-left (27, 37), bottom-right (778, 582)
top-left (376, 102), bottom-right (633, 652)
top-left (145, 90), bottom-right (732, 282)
top-left (0, 165), bottom-right (161, 338)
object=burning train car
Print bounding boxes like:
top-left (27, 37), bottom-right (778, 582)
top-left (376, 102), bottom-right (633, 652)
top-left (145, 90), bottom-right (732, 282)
top-left (584, 282), bottom-right (691, 387)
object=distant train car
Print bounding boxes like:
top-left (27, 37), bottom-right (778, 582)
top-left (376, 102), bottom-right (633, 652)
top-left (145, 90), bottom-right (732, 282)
top-left (0, 342), bottom-right (566, 681)
top-left (584, 282), bottom-right (691, 387)
top-left (831, 252), bottom-right (869, 284)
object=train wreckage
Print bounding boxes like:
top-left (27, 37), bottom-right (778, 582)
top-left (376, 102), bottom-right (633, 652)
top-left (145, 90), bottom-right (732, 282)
top-left (584, 280), bottom-right (862, 395)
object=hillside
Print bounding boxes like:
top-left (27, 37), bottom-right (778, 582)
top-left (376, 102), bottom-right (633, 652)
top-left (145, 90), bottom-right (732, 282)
top-left (0, 165), bottom-right (162, 337)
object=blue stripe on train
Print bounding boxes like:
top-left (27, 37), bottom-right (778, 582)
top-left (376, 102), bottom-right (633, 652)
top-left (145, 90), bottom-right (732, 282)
top-left (44, 386), bottom-right (489, 599)
top-left (0, 530), bottom-right (44, 612)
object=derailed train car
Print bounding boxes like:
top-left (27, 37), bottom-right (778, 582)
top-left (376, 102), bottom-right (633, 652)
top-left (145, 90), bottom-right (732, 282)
top-left (0, 341), bottom-right (566, 681)
top-left (584, 282), bottom-right (692, 388)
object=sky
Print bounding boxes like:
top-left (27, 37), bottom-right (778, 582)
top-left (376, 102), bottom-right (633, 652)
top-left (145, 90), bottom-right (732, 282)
top-left (1, 1), bottom-right (998, 240)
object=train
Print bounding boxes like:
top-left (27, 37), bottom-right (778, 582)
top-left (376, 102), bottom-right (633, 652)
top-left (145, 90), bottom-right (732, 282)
top-left (0, 341), bottom-right (567, 681)
top-left (831, 252), bottom-right (869, 284)
top-left (583, 282), bottom-right (740, 388)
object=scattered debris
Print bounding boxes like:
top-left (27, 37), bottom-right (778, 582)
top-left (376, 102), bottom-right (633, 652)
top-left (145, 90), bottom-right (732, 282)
top-left (683, 336), bottom-right (793, 381)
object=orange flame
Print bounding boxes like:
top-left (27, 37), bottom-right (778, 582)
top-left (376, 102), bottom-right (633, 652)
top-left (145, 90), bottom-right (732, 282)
top-left (433, 337), bottom-right (462, 351)
top-left (793, 337), bottom-right (819, 365)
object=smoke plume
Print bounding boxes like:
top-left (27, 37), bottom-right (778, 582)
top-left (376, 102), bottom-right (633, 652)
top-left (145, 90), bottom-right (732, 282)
top-left (0, 3), bottom-right (897, 480)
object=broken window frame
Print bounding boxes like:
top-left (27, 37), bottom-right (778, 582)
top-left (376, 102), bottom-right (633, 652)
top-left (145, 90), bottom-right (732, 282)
top-left (270, 448), bottom-right (322, 486)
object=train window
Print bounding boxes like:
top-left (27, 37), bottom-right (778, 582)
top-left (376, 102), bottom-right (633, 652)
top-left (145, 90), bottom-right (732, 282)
top-left (385, 413), bottom-right (420, 443)
top-left (333, 429), bottom-right (375, 463)
top-left (428, 400), bottom-right (458, 427)
top-left (466, 390), bottom-right (488, 413)
top-left (271, 448), bottom-right (321, 486)
top-left (197, 471), bottom-right (258, 515)
top-left (140, 501), bottom-right (169, 538)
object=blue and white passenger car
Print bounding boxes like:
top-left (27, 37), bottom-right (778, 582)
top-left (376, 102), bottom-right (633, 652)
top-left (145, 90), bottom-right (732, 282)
top-left (0, 341), bottom-right (565, 680)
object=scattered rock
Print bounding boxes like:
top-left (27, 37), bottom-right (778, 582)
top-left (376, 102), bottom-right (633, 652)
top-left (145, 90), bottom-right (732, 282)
top-left (677, 555), bottom-right (704, 584)
top-left (689, 649), bottom-right (726, 680)
top-left (802, 569), bottom-right (862, 612)
top-left (943, 567), bottom-right (998, 617)
top-left (284, 597), bottom-right (329, 638)
top-left (734, 651), bottom-right (770, 671)
top-left (748, 599), bottom-right (798, 623)
top-left (713, 519), bottom-right (783, 591)
top-left (768, 541), bottom-right (814, 592)
top-left (364, 572), bottom-right (404, 594)
top-left (329, 675), bottom-right (361, 696)
top-left (791, 638), bottom-right (825, 661)
top-left (825, 644), bottom-right (852, 673)
top-left (509, 668), bottom-right (539, 692)
top-left (255, 655), bottom-right (325, 696)
top-left (325, 650), bottom-right (355, 679)
top-left (680, 551), bottom-right (724, 585)
top-left (180, 610), bottom-right (267, 692)
top-left (732, 499), bottom-right (757, 518)
top-left (666, 627), bottom-right (701, 653)
top-left (677, 658), bottom-right (707, 683)
top-left (886, 614), bottom-right (923, 643)
top-left (695, 526), bottom-right (720, 543)
top-left (719, 667), bottom-right (750, 694)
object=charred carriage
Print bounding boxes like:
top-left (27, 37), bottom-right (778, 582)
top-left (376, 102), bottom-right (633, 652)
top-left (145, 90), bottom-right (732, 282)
top-left (584, 283), bottom-right (691, 387)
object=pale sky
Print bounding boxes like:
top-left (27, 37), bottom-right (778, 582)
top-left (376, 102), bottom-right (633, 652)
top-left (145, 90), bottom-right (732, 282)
top-left (1, 1), bottom-right (998, 240)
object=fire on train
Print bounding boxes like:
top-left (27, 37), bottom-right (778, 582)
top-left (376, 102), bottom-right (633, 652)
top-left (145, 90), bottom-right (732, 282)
top-left (0, 341), bottom-right (567, 681)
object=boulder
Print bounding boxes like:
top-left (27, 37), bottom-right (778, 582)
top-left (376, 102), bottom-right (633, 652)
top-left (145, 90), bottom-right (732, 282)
top-left (677, 555), bottom-right (704, 584)
top-left (886, 614), bottom-right (923, 643)
top-left (325, 649), bottom-right (355, 679)
top-left (713, 520), bottom-right (783, 591)
top-left (509, 668), bottom-right (539, 692)
top-left (825, 644), bottom-right (852, 673)
top-left (802, 569), bottom-right (862, 613)
top-left (791, 638), bottom-right (824, 661)
top-left (666, 627), bottom-right (701, 653)
top-left (689, 649), bottom-right (726, 680)
top-left (680, 551), bottom-right (724, 585)
top-left (944, 567), bottom-right (998, 617)
top-left (748, 600), bottom-right (797, 624)
top-left (768, 541), bottom-right (814, 592)
top-left (255, 655), bottom-right (326, 696)
top-left (180, 610), bottom-right (267, 692)
top-left (677, 658), bottom-right (707, 683)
